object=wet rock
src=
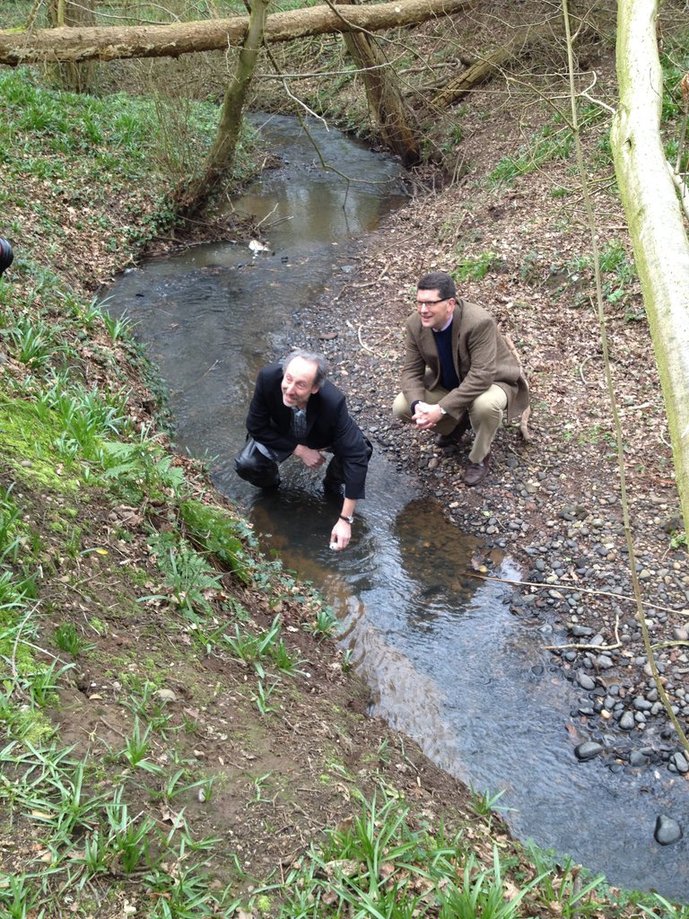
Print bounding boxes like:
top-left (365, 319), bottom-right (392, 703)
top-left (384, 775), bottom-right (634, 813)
top-left (577, 672), bottom-right (596, 690)
top-left (654, 815), bottom-right (683, 846)
top-left (571, 624), bottom-right (593, 638)
top-left (575, 741), bottom-right (604, 761)
top-left (670, 752), bottom-right (689, 774)
top-left (619, 711), bottom-right (636, 731)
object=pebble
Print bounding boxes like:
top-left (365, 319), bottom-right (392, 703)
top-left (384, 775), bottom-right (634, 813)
top-left (654, 815), bottom-right (683, 845)
top-left (571, 625), bottom-right (593, 638)
top-left (577, 672), bottom-right (596, 690)
top-left (156, 688), bottom-right (177, 703)
top-left (575, 741), bottom-right (604, 761)
top-left (618, 711), bottom-right (636, 731)
top-left (670, 752), bottom-right (689, 774)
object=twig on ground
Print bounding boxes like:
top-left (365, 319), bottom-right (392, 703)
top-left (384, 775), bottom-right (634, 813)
top-left (578, 354), bottom-right (592, 385)
top-left (468, 572), bottom-right (685, 616)
top-left (544, 613), bottom-right (621, 650)
top-left (346, 319), bottom-right (375, 354)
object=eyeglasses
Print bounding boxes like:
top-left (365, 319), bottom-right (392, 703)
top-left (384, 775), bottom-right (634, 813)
top-left (416, 297), bottom-right (446, 308)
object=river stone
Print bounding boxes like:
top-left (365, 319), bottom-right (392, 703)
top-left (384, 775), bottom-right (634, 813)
top-left (654, 815), bottom-right (683, 846)
top-left (575, 741), bottom-right (604, 762)
top-left (577, 672), bottom-right (596, 690)
top-left (619, 711), bottom-right (636, 731)
top-left (670, 752), bottom-right (689, 774)
top-left (571, 624), bottom-right (593, 638)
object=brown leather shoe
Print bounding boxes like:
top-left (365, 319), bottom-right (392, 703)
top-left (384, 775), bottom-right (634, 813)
top-left (464, 452), bottom-right (491, 486)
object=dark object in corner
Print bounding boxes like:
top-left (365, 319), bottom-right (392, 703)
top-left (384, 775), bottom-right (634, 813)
top-left (0, 238), bottom-right (13, 276)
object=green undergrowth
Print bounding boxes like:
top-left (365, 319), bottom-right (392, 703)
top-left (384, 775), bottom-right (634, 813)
top-left (0, 66), bottom-right (259, 278)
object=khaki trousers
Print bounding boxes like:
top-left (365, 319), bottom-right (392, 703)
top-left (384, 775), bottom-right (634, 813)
top-left (392, 384), bottom-right (507, 463)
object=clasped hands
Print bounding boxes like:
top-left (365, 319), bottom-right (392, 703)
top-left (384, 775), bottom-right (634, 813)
top-left (413, 401), bottom-right (444, 430)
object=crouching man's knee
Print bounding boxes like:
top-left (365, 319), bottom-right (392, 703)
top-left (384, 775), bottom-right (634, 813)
top-left (392, 392), bottom-right (412, 421)
top-left (234, 437), bottom-right (280, 489)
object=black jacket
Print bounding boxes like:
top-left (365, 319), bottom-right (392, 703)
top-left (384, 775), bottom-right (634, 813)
top-left (246, 363), bottom-right (370, 499)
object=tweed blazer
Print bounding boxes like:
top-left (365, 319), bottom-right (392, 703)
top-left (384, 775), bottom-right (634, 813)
top-left (400, 300), bottom-right (530, 423)
top-left (245, 363), bottom-right (370, 499)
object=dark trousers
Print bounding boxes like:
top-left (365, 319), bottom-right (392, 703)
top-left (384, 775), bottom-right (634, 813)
top-left (234, 436), bottom-right (371, 492)
top-left (234, 438), bottom-right (282, 488)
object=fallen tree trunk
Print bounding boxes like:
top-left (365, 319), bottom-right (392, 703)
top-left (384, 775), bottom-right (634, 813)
top-left (0, 0), bottom-right (473, 66)
top-left (431, 17), bottom-right (563, 110)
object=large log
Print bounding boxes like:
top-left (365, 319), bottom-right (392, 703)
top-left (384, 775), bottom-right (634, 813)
top-left (431, 18), bottom-right (564, 111)
top-left (0, 0), bottom-right (472, 66)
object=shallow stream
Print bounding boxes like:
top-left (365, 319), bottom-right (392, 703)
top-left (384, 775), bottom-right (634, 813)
top-left (102, 113), bottom-right (689, 900)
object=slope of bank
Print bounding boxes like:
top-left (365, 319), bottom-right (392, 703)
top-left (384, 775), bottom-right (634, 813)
top-left (0, 58), bottom-right (683, 919)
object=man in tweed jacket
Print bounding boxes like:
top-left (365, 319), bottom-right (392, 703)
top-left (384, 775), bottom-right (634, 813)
top-left (393, 271), bottom-right (529, 486)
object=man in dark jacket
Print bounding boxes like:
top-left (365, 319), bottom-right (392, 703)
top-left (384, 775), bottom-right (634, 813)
top-left (235, 349), bottom-right (371, 551)
top-left (393, 270), bottom-right (529, 486)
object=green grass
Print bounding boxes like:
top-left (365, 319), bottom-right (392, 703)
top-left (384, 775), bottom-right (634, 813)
top-left (490, 126), bottom-right (574, 185)
top-left (489, 105), bottom-right (604, 186)
top-left (179, 498), bottom-right (254, 584)
top-left (0, 66), bottom-right (259, 267)
top-left (455, 251), bottom-right (500, 281)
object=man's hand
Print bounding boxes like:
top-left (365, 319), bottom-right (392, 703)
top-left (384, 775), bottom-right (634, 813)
top-left (329, 517), bottom-right (351, 551)
top-left (293, 444), bottom-right (326, 468)
top-left (412, 401), bottom-right (444, 430)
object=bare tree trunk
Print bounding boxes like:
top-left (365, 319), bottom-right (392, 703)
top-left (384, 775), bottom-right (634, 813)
top-left (0, 0), bottom-right (472, 66)
top-left (611, 0), bottom-right (689, 537)
top-left (47, 0), bottom-right (97, 92)
top-left (337, 0), bottom-right (420, 166)
top-left (176, 0), bottom-right (269, 217)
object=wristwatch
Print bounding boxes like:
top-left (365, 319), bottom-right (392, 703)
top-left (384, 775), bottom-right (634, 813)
top-left (438, 406), bottom-right (447, 415)
top-left (339, 514), bottom-right (354, 525)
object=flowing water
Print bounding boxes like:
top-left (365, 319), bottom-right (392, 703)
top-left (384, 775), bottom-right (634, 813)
top-left (102, 113), bottom-right (689, 900)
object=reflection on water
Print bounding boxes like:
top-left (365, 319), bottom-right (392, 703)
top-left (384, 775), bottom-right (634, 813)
top-left (101, 114), bottom-right (689, 901)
